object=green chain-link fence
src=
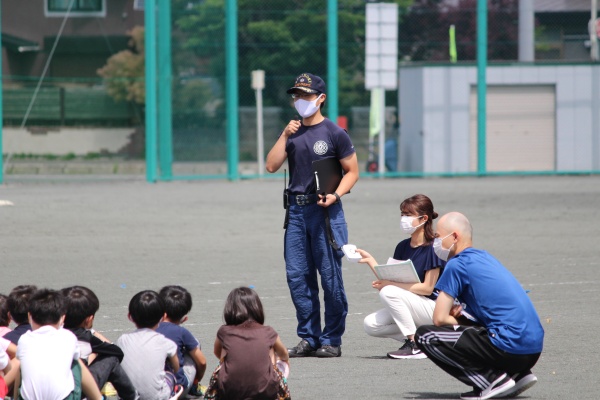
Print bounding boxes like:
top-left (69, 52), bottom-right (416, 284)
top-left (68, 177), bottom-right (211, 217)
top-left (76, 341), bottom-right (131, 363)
top-left (2, 0), bottom-right (598, 179)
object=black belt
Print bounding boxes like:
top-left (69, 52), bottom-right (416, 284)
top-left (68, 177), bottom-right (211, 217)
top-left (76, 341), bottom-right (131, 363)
top-left (288, 193), bottom-right (318, 206)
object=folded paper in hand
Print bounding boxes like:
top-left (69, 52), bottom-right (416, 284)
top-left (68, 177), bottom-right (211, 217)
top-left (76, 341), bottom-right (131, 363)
top-left (373, 258), bottom-right (421, 283)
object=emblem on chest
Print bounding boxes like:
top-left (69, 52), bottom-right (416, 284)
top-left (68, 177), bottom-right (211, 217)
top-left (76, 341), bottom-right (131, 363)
top-left (313, 140), bottom-right (328, 155)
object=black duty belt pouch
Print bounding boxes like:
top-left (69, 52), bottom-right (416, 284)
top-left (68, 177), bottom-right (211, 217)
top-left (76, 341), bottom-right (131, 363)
top-left (283, 169), bottom-right (290, 229)
top-left (283, 189), bottom-right (290, 229)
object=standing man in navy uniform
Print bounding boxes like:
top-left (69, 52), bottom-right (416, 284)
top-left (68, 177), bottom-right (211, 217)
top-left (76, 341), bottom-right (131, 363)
top-left (266, 73), bottom-right (359, 358)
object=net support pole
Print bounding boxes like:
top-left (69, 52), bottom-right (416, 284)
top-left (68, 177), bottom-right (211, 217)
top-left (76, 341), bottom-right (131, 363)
top-left (158, 0), bottom-right (173, 180)
top-left (476, 0), bottom-right (487, 175)
top-left (327, 0), bottom-right (338, 124)
top-left (378, 87), bottom-right (386, 175)
top-left (145, 0), bottom-right (158, 182)
top-left (226, 0), bottom-right (239, 181)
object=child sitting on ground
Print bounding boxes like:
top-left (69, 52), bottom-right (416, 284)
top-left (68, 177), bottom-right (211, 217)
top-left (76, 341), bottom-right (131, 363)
top-left (15, 288), bottom-right (102, 400)
top-left (4, 285), bottom-right (37, 344)
top-left (0, 294), bottom-right (11, 337)
top-left (156, 285), bottom-right (207, 397)
top-left (116, 290), bottom-right (180, 400)
top-left (205, 286), bottom-right (290, 400)
top-left (61, 285), bottom-right (138, 400)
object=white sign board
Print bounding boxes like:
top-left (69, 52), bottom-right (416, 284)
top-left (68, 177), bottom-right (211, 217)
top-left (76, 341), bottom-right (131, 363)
top-left (365, 3), bottom-right (398, 90)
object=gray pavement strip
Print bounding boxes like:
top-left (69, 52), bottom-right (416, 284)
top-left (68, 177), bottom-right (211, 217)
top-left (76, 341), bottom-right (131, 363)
top-left (1, 175), bottom-right (598, 399)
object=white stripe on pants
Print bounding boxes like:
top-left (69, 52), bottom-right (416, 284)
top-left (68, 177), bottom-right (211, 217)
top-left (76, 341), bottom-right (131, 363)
top-left (363, 285), bottom-right (435, 341)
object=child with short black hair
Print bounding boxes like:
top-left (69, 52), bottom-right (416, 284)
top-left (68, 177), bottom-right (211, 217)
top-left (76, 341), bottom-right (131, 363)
top-left (117, 290), bottom-right (180, 400)
top-left (61, 285), bottom-right (138, 400)
top-left (204, 287), bottom-right (290, 400)
top-left (4, 285), bottom-right (37, 344)
top-left (0, 294), bottom-right (11, 337)
top-left (16, 288), bottom-right (102, 400)
top-left (156, 285), bottom-right (207, 397)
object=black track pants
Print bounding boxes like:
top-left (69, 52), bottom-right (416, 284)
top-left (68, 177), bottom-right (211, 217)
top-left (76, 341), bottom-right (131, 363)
top-left (415, 325), bottom-right (541, 390)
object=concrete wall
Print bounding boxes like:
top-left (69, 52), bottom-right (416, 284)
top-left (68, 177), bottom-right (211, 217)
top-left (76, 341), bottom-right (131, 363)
top-left (3, 127), bottom-right (133, 156)
top-left (399, 64), bottom-right (600, 173)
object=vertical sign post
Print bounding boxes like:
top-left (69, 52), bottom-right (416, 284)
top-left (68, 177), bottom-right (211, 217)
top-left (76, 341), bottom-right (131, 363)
top-left (365, 2), bottom-right (398, 175)
top-left (590, 0), bottom-right (599, 61)
top-left (251, 70), bottom-right (265, 176)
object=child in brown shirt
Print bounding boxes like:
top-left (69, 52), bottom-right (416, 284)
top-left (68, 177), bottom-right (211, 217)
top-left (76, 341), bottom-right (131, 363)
top-left (205, 287), bottom-right (290, 400)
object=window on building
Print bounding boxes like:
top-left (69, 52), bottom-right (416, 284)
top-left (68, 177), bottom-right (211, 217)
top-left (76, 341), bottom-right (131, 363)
top-left (46, 0), bottom-right (106, 17)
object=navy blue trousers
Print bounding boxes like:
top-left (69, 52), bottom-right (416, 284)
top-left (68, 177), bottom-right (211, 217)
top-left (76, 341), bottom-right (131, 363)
top-left (284, 201), bottom-right (348, 348)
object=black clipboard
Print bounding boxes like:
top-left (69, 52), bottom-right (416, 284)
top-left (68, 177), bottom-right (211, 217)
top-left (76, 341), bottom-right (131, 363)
top-left (312, 157), bottom-right (343, 195)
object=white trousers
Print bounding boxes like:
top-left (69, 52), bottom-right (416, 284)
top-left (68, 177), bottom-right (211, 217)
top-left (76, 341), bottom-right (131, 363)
top-left (363, 285), bottom-right (435, 341)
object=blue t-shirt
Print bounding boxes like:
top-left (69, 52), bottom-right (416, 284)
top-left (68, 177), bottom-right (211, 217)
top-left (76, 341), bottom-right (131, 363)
top-left (156, 322), bottom-right (200, 385)
top-left (435, 248), bottom-right (544, 355)
top-left (393, 239), bottom-right (445, 300)
top-left (285, 118), bottom-right (355, 194)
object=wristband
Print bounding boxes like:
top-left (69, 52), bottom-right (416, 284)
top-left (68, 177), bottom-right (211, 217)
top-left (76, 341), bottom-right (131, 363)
top-left (333, 192), bottom-right (341, 203)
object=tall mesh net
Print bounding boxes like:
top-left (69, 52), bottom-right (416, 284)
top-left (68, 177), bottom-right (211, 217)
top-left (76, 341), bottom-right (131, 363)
top-left (2, 0), bottom-right (598, 178)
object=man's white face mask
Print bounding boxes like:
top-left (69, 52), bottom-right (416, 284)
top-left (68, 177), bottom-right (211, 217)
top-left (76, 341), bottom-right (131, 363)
top-left (294, 94), bottom-right (323, 118)
top-left (433, 233), bottom-right (455, 261)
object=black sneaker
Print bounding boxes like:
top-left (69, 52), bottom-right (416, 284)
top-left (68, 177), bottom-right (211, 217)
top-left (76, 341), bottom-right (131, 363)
top-left (315, 345), bottom-right (341, 358)
top-left (288, 339), bottom-right (317, 358)
top-left (493, 371), bottom-right (537, 398)
top-left (387, 339), bottom-right (427, 359)
top-left (460, 373), bottom-right (515, 400)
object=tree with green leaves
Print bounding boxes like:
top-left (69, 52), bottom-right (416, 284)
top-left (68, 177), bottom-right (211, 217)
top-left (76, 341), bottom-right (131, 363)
top-left (173, 0), bottom-right (413, 118)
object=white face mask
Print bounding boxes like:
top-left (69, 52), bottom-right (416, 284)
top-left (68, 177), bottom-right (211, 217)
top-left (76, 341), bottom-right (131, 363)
top-left (294, 94), bottom-right (323, 118)
top-left (400, 216), bottom-right (425, 235)
top-left (433, 233), bottom-right (455, 261)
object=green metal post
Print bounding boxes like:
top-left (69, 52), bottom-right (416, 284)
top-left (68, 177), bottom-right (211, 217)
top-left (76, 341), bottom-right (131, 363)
top-left (145, 0), bottom-right (158, 182)
top-left (158, 0), bottom-right (173, 180)
top-left (327, 0), bottom-right (338, 123)
top-left (226, 0), bottom-right (239, 180)
top-left (476, 0), bottom-right (487, 175)
top-left (0, 0), bottom-right (3, 184)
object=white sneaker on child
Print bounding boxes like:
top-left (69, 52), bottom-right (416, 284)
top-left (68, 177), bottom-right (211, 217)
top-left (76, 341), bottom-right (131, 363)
top-left (276, 360), bottom-right (290, 379)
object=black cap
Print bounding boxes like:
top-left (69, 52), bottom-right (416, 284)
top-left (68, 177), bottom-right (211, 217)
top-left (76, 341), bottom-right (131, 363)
top-left (286, 73), bottom-right (326, 95)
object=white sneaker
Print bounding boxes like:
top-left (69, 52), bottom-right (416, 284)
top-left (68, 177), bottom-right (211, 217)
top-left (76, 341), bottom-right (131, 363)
top-left (386, 339), bottom-right (427, 359)
top-left (460, 373), bottom-right (515, 400)
top-left (494, 372), bottom-right (537, 398)
top-left (276, 360), bottom-right (290, 378)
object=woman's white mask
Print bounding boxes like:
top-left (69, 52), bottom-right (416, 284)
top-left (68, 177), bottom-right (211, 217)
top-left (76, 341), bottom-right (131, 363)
top-left (400, 216), bottom-right (425, 235)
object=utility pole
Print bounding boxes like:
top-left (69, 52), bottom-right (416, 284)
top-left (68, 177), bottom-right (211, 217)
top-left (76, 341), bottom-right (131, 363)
top-left (518, 0), bottom-right (534, 62)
